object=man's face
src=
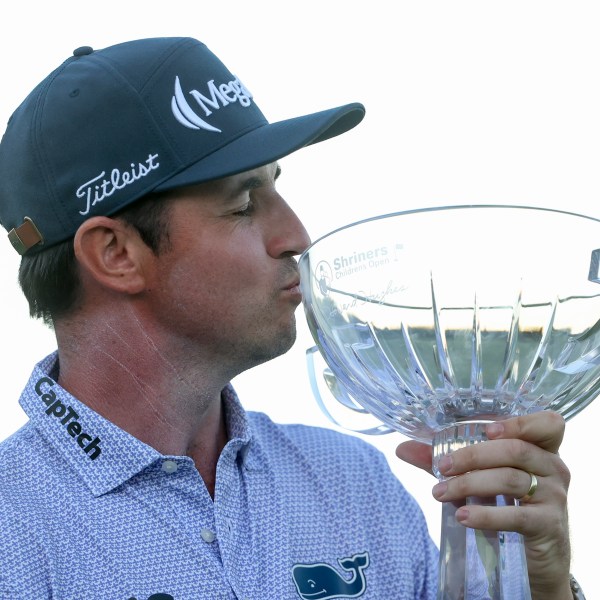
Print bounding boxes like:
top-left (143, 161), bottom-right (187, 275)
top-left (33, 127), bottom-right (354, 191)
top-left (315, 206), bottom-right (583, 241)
top-left (142, 162), bottom-right (311, 379)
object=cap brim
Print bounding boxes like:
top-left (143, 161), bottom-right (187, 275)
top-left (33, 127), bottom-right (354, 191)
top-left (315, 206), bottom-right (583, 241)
top-left (154, 102), bottom-right (365, 191)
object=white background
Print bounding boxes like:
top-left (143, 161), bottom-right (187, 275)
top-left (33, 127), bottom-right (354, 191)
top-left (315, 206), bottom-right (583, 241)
top-left (1, 1), bottom-right (598, 596)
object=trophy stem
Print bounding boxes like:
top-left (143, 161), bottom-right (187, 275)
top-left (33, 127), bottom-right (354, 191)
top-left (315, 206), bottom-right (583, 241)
top-left (433, 422), bottom-right (531, 600)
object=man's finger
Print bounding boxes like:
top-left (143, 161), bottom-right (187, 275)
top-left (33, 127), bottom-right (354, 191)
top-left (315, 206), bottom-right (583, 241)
top-left (395, 440), bottom-right (434, 474)
top-left (484, 411), bottom-right (565, 454)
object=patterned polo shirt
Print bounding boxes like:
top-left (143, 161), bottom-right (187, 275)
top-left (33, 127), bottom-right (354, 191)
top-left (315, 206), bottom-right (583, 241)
top-left (0, 352), bottom-right (438, 599)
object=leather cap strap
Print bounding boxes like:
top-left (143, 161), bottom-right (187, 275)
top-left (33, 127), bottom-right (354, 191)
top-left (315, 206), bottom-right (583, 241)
top-left (7, 217), bottom-right (44, 255)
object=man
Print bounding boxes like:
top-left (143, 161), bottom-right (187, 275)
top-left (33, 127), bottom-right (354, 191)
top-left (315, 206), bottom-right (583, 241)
top-left (0, 37), bottom-right (577, 599)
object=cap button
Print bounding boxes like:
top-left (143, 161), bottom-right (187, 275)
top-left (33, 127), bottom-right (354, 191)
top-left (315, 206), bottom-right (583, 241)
top-left (73, 46), bottom-right (93, 57)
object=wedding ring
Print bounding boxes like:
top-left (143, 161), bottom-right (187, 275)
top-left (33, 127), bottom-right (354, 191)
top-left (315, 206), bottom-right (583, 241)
top-left (518, 472), bottom-right (538, 502)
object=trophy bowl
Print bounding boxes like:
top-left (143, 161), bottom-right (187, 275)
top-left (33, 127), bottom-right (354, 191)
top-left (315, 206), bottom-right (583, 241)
top-left (299, 205), bottom-right (600, 600)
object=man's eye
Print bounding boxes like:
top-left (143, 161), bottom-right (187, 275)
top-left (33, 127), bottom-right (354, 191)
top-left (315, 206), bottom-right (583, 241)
top-left (233, 200), bottom-right (255, 216)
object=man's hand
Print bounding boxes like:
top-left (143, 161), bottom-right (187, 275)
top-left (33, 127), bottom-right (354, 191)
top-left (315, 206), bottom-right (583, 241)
top-left (396, 411), bottom-right (572, 600)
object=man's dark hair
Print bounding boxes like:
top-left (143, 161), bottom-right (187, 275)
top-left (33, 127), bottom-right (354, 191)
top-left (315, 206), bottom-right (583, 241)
top-left (18, 192), bottom-right (172, 326)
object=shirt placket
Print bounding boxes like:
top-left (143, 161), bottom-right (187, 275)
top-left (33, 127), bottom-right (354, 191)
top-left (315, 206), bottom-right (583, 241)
top-left (214, 441), bottom-right (258, 600)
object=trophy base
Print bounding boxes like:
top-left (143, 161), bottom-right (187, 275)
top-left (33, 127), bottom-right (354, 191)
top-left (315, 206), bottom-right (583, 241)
top-left (434, 422), bottom-right (531, 600)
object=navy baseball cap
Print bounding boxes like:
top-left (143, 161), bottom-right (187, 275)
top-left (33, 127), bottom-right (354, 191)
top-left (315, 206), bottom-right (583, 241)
top-left (0, 37), bottom-right (365, 255)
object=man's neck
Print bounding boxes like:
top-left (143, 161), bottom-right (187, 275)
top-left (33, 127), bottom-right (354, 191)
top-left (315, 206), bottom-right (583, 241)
top-left (55, 318), bottom-right (231, 498)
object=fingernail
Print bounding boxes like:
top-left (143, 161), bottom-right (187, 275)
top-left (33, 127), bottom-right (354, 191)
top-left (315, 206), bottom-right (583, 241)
top-left (456, 507), bottom-right (469, 523)
top-left (438, 455), bottom-right (453, 474)
top-left (432, 482), bottom-right (447, 500)
top-left (486, 422), bottom-right (504, 438)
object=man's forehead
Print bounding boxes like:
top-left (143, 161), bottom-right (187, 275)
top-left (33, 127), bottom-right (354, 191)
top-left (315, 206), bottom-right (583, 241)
top-left (148, 162), bottom-right (280, 207)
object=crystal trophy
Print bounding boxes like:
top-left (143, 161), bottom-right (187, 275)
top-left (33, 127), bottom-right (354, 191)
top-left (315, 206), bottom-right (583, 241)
top-left (299, 205), bottom-right (600, 600)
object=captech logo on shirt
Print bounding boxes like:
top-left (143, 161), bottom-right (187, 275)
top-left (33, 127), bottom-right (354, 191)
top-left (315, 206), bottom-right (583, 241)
top-left (171, 75), bottom-right (253, 132)
top-left (34, 377), bottom-right (102, 461)
top-left (292, 552), bottom-right (370, 600)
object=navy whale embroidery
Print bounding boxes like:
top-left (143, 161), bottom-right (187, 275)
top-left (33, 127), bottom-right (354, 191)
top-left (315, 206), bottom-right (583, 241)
top-left (292, 551), bottom-right (370, 599)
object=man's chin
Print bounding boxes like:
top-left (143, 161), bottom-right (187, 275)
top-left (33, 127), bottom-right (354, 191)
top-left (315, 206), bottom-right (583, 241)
top-left (244, 325), bottom-right (297, 371)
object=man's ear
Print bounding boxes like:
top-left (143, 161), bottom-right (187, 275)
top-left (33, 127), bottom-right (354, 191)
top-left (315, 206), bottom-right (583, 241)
top-left (73, 216), bottom-right (151, 294)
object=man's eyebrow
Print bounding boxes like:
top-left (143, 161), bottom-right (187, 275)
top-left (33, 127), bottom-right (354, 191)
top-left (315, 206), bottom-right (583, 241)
top-left (235, 164), bottom-right (282, 194)
top-left (239, 176), bottom-right (263, 192)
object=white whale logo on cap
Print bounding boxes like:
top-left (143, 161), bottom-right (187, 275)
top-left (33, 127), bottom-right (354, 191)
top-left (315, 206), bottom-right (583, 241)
top-left (171, 76), bottom-right (222, 132)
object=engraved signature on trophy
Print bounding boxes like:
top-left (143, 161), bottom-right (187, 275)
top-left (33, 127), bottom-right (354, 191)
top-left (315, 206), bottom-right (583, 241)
top-left (325, 280), bottom-right (409, 314)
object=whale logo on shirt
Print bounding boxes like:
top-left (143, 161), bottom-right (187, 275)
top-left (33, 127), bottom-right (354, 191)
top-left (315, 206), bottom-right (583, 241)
top-left (292, 552), bottom-right (370, 599)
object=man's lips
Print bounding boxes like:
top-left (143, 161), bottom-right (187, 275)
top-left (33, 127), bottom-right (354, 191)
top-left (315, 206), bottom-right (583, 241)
top-left (282, 276), bottom-right (302, 300)
top-left (283, 278), bottom-right (301, 291)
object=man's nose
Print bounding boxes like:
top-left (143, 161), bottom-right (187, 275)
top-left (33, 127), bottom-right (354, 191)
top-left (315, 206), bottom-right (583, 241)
top-left (267, 199), bottom-right (311, 258)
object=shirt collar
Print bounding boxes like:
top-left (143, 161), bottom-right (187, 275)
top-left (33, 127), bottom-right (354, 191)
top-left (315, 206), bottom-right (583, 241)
top-left (19, 351), bottom-right (260, 496)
